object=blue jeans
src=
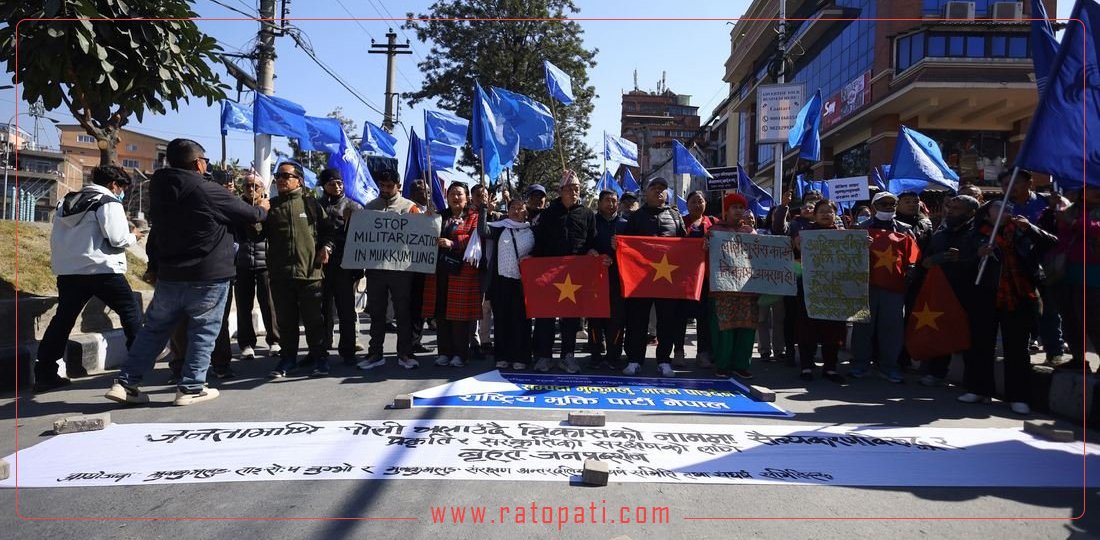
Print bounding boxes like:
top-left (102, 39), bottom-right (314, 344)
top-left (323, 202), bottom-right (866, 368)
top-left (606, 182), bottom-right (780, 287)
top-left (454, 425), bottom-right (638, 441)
top-left (117, 280), bottom-right (230, 393)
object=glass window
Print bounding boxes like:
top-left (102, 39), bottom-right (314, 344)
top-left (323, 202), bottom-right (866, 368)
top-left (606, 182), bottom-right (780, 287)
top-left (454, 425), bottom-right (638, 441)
top-left (122, 159), bottom-right (140, 168)
top-left (966, 36), bottom-right (984, 57)
top-left (126, 143), bottom-right (138, 152)
top-left (77, 134), bottom-right (95, 143)
top-left (911, 33), bottom-right (924, 64)
top-left (928, 35), bottom-right (946, 56)
top-left (991, 36), bottom-right (1006, 57)
top-left (898, 37), bottom-right (911, 71)
top-left (1008, 36), bottom-right (1028, 57)
top-left (949, 35), bottom-right (965, 56)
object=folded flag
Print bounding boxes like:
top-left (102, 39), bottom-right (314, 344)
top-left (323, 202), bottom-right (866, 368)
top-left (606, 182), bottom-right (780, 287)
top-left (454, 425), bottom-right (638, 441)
top-left (403, 127), bottom-right (447, 211)
top-left (253, 94), bottom-right (310, 140)
top-left (360, 121), bottom-right (398, 158)
top-left (543, 59), bottom-right (575, 105)
top-left (1030, 0), bottom-right (1060, 95)
top-left (868, 228), bottom-right (920, 294)
top-left (787, 89), bottom-right (822, 161)
top-left (888, 125), bottom-right (960, 192)
top-left (604, 131), bottom-right (639, 167)
top-left (672, 140), bottom-right (712, 178)
top-left (615, 236), bottom-right (706, 300)
top-left (220, 101), bottom-right (252, 135)
top-left (520, 255), bottom-right (609, 318)
top-left (905, 265), bottom-right (970, 360)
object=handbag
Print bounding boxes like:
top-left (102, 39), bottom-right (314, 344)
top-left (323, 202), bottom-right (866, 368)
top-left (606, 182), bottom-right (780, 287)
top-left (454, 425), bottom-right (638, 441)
top-left (439, 250), bottom-right (464, 274)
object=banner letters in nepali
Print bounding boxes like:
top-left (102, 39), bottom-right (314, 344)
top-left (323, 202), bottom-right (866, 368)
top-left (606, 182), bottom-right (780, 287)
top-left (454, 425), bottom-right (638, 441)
top-left (799, 229), bottom-right (870, 322)
top-left (708, 231), bottom-right (797, 295)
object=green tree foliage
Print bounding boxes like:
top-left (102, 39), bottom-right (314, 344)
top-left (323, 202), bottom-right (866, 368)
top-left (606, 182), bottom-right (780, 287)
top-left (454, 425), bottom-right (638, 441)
top-left (404, 0), bottom-right (598, 194)
top-left (0, 1), bottom-right (228, 165)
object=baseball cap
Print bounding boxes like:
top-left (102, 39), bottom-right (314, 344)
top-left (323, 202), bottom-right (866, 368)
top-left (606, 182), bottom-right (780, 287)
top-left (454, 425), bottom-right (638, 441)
top-left (872, 191), bottom-right (898, 205)
top-left (526, 184), bottom-right (547, 196)
top-left (647, 176), bottom-right (670, 188)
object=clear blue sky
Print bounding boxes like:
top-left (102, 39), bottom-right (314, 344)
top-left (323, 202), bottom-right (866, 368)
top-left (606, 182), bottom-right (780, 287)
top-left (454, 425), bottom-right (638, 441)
top-left (0, 0), bottom-right (1077, 180)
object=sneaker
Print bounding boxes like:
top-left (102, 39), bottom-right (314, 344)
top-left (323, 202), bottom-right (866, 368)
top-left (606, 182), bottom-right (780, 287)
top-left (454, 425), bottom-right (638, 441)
top-left (105, 382), bottom-right (149, 404)
top-left (658, 363), bottom-right (675, 378)
top-left (267, 369), bottom-right (286, 379)
top-left (622, 362), bottom-right (641, 376)
top-left (957, 393), bottom-right (991, 404)
top-left (449, 356), bottom-right (465, 367)
top-left (434, 355), bottom-right (451, 367)
top-left (358, 356), bottom-right (386, 370)
top-left (919, 374), bottom-right (945, 387)
top-left (212, 367), bottom-right (236, 380)
top-left (1044, 354), bottom-right (1065, 366)
top-left (732, 368), bottom-right (754, 380)
top-left (558, 356), bottom-right (581, 374)
top-left (398, 357), bottom-right (420, 369)
top-left (1028, 340), bottom-right (1041, 353)
top-left (878, 369), bottom-right (904, 384)
top-left (495, 360), bottom-right (510, 369)
top-left (824, 371), bottom-right (846, 384)
top-left (799, 369), bottom-right (814, 381)
top-left (576, 328), bottom-right (589, 340)
top-left (310, 360), bottom-right (330, 377)
top-left (173, 386), bottom-right (220, 406)
top-left (240, 346), bottom-right (255, 360)
top-left (534, 357), bottom-right (553, 373)
top-left (511, 362), bottom-right (528, 371)
top-left (268, 343), bottom-right (281, 356)
top-left (1010, 401), bottom-right (1031, 415)
top-left (33, 376), bottom-right (71, 394)
top-left (848, 367), bottom-right (870, 379)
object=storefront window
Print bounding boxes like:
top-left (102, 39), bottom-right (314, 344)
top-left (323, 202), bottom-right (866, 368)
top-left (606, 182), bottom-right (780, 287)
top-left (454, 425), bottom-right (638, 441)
top-left (924, 130), bottom-right (1009, 185)
top-left (834, 142), bottom-right (870, 179)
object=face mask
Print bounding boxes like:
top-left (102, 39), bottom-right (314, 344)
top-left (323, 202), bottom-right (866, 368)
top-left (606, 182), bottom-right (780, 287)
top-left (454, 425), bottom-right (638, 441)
top-left (856, 214), bottom-right (871, 225)
top-left (875, 210), bottom-right (896, 221)
top-left (116, 191), bottom-right (125, 202)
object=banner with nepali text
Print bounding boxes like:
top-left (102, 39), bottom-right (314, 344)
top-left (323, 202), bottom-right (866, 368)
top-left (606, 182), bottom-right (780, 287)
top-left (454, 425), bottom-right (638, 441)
top-left (708, 231), bottom-right (797, 295)
top-left (799, 229), bottom-right (869, 322)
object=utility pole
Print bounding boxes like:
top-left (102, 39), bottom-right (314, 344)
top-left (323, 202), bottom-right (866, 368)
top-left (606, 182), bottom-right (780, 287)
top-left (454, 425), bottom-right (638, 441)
top-left (772, 0), bottom-right (787, 204)
top-left (254, 0), bottom-right (279, 186)
top-left (369, 29), bottom-right (412, 134)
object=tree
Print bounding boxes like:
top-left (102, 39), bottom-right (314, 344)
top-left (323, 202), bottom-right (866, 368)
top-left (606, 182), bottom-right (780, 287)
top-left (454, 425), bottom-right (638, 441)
top-left (287, 106), bottom-right (359, 171)
top-left (0, 1), bottom-right (228, 165)
top-left (404, 0), bottom-right (598, 194)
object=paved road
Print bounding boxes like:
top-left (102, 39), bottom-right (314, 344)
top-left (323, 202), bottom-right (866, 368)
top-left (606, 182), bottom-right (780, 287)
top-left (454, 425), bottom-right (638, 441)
top-left (2, 317), bottom-right (1096, 539)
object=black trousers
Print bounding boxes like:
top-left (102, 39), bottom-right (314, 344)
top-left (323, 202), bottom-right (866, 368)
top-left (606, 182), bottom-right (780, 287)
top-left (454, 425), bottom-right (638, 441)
top-left (271, 278), bottom-right (327, 363)
top-left (36, 274), bottom-right (142, 380)
top-left (321, 263), bottom-right (360, 358)
top-left (588, 275), bottom-right (624, 365)
top-left (624, 297), bottom-right (680, 364)
top-left (534, 317), bottom-right (580, 359)
top-left (782, 295), bottom-right (799, 360)
top-left (963, 289), bottom-right (1035, 402)
top-left (235, 268), bottom-right (279, 348)
top-left (490, 277), bottom-right (531, 365)
top-left (366, 270), bottom-right (413, 358)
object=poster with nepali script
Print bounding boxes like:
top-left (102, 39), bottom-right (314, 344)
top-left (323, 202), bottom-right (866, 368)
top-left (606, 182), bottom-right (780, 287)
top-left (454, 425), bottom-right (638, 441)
top-left (341, 210), bottom-right (441, 273)
top-left (708, 231), bottom-right (797, 295)
top-left (799, 229), bottom-right (870, 322)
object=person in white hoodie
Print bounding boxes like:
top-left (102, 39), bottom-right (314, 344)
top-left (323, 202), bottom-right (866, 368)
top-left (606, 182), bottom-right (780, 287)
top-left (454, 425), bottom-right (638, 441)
top-left (34, 165), bottom-right (142, 392)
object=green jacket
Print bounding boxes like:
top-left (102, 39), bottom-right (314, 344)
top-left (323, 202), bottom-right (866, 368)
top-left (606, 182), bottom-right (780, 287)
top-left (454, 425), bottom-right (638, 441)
top-left (263, 189), bottom-right (335, 281)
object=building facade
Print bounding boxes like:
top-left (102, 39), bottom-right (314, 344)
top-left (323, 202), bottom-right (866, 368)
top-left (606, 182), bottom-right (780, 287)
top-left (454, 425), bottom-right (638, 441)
top-left (722, 0), bottom-right (1050, 193)
top-left (58, 125), bottom-right (169, 218)
top-left (619, 86), bottom-right (705, 197)
top-left (1, 122), bottom-right (83, 221)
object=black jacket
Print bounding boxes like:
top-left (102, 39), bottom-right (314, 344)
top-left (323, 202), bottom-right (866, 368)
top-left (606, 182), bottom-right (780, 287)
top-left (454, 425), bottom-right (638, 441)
top-left (532, 197), bottom-right (598, 257)
top-left (922, 218), bottom-right (979, 294)
top-left (319, 193), bottom-right (363, 261)
top-left (623, 204), bottom-right (686, 238)
top-left (147, 167), bottom-right (267, 282)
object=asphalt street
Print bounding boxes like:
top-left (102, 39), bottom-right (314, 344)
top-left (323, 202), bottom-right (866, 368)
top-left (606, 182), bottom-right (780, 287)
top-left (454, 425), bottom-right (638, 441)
top-left (1, 316), bottom-right (1096, 540)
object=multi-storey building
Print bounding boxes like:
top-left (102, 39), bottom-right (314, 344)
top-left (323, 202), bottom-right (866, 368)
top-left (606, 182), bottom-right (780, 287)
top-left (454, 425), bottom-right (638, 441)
top-left (58, 125), bottom-right (169, 218)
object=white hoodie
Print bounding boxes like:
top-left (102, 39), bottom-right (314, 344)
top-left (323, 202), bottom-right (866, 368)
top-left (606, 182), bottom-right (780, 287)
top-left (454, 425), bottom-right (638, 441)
top-left (50, 183), bottom-right (137, 275)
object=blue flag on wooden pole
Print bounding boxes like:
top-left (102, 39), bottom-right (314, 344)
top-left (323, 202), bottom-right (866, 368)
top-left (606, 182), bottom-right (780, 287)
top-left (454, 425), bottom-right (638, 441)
top-left (544, 59), bottom-right (575, 105)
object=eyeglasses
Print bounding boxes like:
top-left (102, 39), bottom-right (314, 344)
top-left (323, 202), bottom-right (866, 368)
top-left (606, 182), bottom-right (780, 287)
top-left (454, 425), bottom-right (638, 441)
top-left (274, 172), bottom-right (300, 180)
top-left (195, 157), bottom-right (210, 167)
top-left (875, 202), bottom-right (898, 209)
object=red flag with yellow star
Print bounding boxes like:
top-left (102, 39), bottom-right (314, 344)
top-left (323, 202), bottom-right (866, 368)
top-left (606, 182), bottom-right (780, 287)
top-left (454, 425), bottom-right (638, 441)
top-left (615, 236), bottom-right (706, 300)
top-left (520, 255), bottom-right (609, 318)
top-left (905, 265), bottom-right (970, 360)
top-left (868, 228), bottom-right (920, 293)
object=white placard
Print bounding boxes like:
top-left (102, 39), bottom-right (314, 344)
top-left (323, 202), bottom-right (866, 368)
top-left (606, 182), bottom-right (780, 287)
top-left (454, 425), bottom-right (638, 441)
top-left (3, 420), bottom-right (1097, 488)
top-left (340, 210), bottom-right (442, 273)
top-left (827, 176), bottom-right (870, 204)
top-left (756, 83), bottom-right (805, 144)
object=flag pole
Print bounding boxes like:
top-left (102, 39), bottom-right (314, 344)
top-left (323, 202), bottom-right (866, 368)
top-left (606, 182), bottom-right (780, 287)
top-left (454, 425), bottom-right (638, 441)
top-left (479, 148), bottom-right (487, 187)
top-left (548, 98), bottom-right (568, 173)
top-left (974, 166), bottom-right (1018, 284)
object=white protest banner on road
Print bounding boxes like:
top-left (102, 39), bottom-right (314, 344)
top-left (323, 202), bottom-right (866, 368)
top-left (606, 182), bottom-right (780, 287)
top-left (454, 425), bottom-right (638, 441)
top-left (3, 420), bottom-right (1097, 488)
top-left (800, 229), bottom-right (869, 322)
top-left (827, 176), bottom-right (869, 204)
top-left (708, 231), bottom-right (797, 296)
top-left (341, 210), bottom-right (441, 273)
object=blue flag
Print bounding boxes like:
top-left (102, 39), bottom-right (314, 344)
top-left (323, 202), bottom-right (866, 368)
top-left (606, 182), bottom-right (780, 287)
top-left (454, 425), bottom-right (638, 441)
top-left (403, 128), bottom-right (447, 211)
top-left (872, 165), bottom-right (888, 191)
top-left (597, 170), bottom-right (623, 196)
top-left (489, 87), bottom-right (555, 151)
top-left (300, 116), bottom-right (344, 154)
top-left (328, 129), bottom-right (379, 206)
top-left (428, 140), bottom-right (460, 172)
top-left (1017, 0), bottom-right (1100, 189)
top-left (736, 163), bottom-right (773, 217)
top-left (672, 140), bottom-right (712, 178)
top-left (253, 94), bottom-right (309, 140)
top-left (544, 59), bottom-right (575, 105)
top-left (424, 110), bottom-right (469, 147)
top-left (788, 89), bottom-right (822, 161)
top-left (674, 192), bottom-right (688, 215)
top-left (220, 101), bottom-right (252, 135)
top-left (1032, 0), bottom-right (1060, 95)
top-left (622, 167), bottom-right (641, 192)
top-left (273, 157), bottom-right (318, 189)
top-left (360, 121), bottom-right (398, 158)
top-left (604, 131), bottom-right (639, 167)
top-left (793, 174), bottom-right (831, 200)
top-left (889, 126), bottom-right (960, 192)
top-left (472, 82), bottom-right (520, 182)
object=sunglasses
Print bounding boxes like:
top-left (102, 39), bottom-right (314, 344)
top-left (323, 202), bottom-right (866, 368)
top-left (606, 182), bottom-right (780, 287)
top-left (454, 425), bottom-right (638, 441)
top-left (274, 172), bottom-right (300, 180)
top-left (195, 157), bottom-right (210, 166)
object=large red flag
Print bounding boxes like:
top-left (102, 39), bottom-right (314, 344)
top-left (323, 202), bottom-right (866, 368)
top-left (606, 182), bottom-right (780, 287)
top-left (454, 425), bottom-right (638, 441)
top-left (615, 236), bottom-right (706, 300)
top-left (905, 265), bottom-right (970, 360)
top-left (520, 255), bottom-right (609, 318)
top-left (868, 228), bottom-right (920, 293)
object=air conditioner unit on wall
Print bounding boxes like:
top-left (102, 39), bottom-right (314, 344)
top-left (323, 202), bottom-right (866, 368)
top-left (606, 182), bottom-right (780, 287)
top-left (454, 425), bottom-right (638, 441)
top-left (945, 1), bottom-right (976, 20)
top-left (991, 2), bottom-right (1024, 19)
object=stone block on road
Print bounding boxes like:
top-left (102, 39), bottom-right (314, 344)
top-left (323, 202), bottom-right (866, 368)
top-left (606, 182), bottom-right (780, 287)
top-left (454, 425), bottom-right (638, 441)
top-left (749, 384), bottom-right (775, 402)
top-left (1023, 420), bottom-right (1075, 442)
top-left (0, 458), bottom-right (8, 480)
top-left (581, 459), bottom-right (609, 486)
top-left (53, 413), bottom-right (111, 434)
top-left (392, 394), bottom-right (413, 409)
top-left (568, 411), bottom-right (605, 427)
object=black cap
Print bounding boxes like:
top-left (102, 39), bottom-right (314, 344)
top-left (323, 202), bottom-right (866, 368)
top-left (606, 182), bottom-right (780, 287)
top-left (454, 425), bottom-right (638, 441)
top-left (319, 167), bottom-right (343, 184)
top-left (620, 191), bottom-right (638, 201)
top-left (526, 184), bottom-right (547, 196)
top-left (647, 176), bottom-right (669, 188)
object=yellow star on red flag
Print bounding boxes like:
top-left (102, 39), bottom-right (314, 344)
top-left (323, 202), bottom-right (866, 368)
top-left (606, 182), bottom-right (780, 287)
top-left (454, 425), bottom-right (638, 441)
top-left (911, 302), bottom-right (944, 331)
top-left (553, 274), bottom-right (582, 303)
top-left (872, 246), bottom-right (898, 272)
top-left (648, 254), bottom-right (679, 283)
